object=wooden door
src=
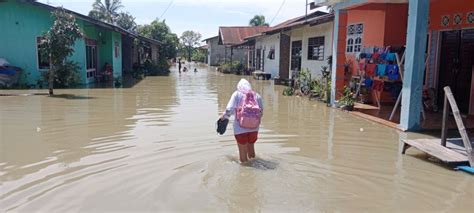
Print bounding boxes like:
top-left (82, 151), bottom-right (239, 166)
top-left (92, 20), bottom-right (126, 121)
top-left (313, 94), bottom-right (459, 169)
top-left (279, 34), bottom-right (291, 79)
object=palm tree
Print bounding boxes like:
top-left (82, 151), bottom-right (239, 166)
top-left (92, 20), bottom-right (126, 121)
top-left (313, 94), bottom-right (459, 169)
top-left (88, 0), bottom-right (123, 24)
top-left (249, 15), bottom-right (269, 27)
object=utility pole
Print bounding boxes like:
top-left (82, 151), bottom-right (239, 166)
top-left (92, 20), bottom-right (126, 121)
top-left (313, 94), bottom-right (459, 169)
top-left (305, 0), bottom-right (308, 23)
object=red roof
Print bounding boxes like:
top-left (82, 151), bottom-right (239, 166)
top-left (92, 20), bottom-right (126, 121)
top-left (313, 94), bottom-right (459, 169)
top-left (218, 26), bottom-right (270, 46)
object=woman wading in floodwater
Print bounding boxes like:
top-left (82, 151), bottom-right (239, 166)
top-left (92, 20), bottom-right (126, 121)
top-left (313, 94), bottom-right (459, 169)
top-left (220, 79), bottom-right (263, 163)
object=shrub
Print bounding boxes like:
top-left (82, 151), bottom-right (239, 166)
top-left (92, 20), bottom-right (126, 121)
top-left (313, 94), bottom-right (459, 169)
top-left (143, 59), bottom-right (170, 76)
top-left (339, 86), bottom-right (356, 110)
top-left (218, 61), bottom-right (244, 74)
top-left (283, 87), bottom-right (294, 96)
top-left (41, 60), bottom-right (81, 88)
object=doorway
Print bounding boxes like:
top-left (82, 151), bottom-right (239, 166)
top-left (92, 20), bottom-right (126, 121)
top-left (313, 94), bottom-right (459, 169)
top-left (438, 29), bottom-right (474, 114)
top-left (291, 40), bottom-right (302, 75)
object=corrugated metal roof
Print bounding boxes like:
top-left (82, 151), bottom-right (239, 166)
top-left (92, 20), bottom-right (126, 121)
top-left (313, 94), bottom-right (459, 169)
top-left (218, 26), bottom-right (270, 45)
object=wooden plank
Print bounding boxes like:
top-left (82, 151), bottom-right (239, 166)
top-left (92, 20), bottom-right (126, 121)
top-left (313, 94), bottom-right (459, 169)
top-left (441, 93), bottom-right (449, 146)
top-left (402, 139), bottom-right (468, 164)
top-left (444, 87), bottom-right (474, 166)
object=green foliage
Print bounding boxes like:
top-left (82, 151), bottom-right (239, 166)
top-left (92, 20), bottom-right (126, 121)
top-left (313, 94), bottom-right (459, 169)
top-left (41, 61), bottom-right (81, 88)
top-left (283, 87), bottom-right (295, 96)
top-left (191, 48), bottom-right (207, 63)
top-left (143, 59), bottom-right (170, 76)
top-left (219, 61), bottom-right (244, 74)
top-left (116, 12), bottom-right (137, 31)
top-left (180, 31), bottom-right (202, 62)
top-left (138, 19), bottom-right (179, 60)
top-left (249, 15), bottom-right (269, 26)
top-left (339, 86), bottom-right (356, 109)
top-left (41, 8), bottom-right (83, 67)
top-left (41, 8), bottom-right (83, 94)
top-left (88, 0), bottom-right (123, 24)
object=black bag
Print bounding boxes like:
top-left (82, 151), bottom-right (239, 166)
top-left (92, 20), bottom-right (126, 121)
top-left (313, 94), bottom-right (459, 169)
top-left (216, 118), bottom-right (229, 135)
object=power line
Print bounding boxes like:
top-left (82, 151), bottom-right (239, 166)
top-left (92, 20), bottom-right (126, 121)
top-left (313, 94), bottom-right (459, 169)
top-left (270, 0), bottom-right (286, 25)
top-left (159, 0), bottom-right (174, 20)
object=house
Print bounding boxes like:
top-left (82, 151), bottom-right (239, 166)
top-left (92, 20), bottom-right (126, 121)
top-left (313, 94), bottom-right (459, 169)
top-left (316, 0), bottom-right (474, 130)
top-left (0, 0), bottom-right (160, 87)
top-left (203, 36), bottom-right (225, 66)
top-left (217, 26), bottom-right (269, 66)
top-left (240, 11), bottom-right (334, 79)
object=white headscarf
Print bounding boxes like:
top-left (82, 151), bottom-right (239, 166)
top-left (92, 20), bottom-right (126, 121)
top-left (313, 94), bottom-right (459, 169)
top-left (237, 78), bottom-right (252, 93)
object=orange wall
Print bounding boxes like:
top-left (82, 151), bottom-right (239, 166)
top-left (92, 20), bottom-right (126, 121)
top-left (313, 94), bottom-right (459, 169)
top-left (430, 0), bottom-right (474, 31)
top-left (347, 5), bottom-right (386, 47)
top-left (384, 4), bottom-right (408, 46)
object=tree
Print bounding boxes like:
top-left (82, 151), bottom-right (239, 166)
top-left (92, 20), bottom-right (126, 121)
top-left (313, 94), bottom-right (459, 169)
top-left (138, 19), bottom-right (179, 60)
top-left (180, 31), bottom-right (202, 62)
top-left (88, 0), bottom-right (123, 24)
top-left (41, 8), bottom-right (83, 95)
top-left (117, 12), bottom-right (137, 31)
top-left (249, 15), bottom-right (269, 26)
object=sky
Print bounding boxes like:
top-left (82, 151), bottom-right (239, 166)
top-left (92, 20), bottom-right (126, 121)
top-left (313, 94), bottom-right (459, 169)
top-left (37, 0), bottom-right (327, 42)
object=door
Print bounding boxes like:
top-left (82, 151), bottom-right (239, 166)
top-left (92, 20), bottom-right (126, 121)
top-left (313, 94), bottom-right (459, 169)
top-left (256, 49), bottom-right (261, 70)
top-left (279, 34), bottom-right (291, 79)
top-left (86, 39), bottom-right (98, 79)
top-left (291, 40), bottom-right (302, 75)
top-left (438, 29), bottom-right (474, 113)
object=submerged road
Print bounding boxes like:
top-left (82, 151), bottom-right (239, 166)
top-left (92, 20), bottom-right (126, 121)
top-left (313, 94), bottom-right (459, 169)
top-left (1, 64), bottom-right (473, 211)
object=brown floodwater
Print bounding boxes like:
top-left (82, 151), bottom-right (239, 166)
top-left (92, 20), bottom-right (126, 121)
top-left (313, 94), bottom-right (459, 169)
top-left (1, 64), bottom-right (473, 212)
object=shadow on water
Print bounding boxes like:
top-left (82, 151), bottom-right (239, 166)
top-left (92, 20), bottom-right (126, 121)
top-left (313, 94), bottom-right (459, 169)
top-left (49, 94), bottom-right (96, 100)
top-left (242, 158), bottom-right (279, 170)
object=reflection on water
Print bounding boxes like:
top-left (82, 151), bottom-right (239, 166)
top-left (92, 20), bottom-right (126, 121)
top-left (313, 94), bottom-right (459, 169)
top-left (0, 64), bottom-right (473, 212)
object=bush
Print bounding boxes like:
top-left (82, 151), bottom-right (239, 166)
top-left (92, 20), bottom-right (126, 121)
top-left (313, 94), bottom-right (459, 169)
top-left (218, 61), bottom-right (244, 74)
top-left (42, 60), bottom-right (81, 88)
top-left (143, 59), bottom-right (170, 76)
top-left (339, 86), bottom-right (356, 110)
top-left (283, 87), bottom-right (294, 96)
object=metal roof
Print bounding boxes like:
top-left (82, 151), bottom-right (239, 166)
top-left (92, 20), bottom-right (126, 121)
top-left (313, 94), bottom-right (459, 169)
top-left (218, 26), bottom-right (270, 46)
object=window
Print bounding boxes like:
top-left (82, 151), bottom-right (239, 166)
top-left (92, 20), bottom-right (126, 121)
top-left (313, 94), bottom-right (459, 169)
top-left (346, 23), bottom-right (363, 53)
top-left (37, 37), bottom-right (50, 69)
top-left (114, 41), bottom-right (120, 58)
top-left (307, 36), bottom-right (325, 60)
top-left (268, 48), bottom-right (275, 60)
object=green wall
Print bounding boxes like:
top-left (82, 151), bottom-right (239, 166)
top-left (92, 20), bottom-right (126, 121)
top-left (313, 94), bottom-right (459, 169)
top-left (0, 1), bottom-right (54, 85)
top-left (0, 0), bottom-right (123, 86)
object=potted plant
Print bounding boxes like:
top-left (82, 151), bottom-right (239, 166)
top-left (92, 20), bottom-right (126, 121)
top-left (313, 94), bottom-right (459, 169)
top-left (339, 86), bottom-right (355, 111)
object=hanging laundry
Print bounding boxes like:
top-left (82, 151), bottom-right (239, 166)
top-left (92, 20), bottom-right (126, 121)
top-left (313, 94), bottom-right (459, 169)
top-left (364, 78), bottom-right (373, 89)
top-left (372, 53), bottom-right (381, 61)
top-left (376, 64), bottom-right (387, 77)
top-left (359, 53), bottom-right (367, 59)
top-left (359, 62), bottom-right (366, 72)
top-left (385, 53), bottom-right (397, 62)
top-left (386, 65), bottom-right (399, 80)
top-left (372, 79), bottom-right (384, 92)
top-left (365, 53), bottom-right (373, 60)
top-left (366, 63), bottom-right (377, 77)
top-left (380, 53), bottom-right (387, 60)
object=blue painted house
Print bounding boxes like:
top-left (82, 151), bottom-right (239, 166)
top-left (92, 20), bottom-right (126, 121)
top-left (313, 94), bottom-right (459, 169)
top-left (0, 0), bottom-right (160, 87)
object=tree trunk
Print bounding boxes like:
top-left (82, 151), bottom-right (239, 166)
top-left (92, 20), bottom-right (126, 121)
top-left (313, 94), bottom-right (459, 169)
top-left (188, 48), bottom-right (192, 62)
top-left (48, 56), bottom-right (54, 96)
top-left (48, 66), bottom-right (54, 96)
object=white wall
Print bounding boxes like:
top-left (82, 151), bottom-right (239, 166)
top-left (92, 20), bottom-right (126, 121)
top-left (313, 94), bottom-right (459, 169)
top-left (289, 21), bottom-right (334, 78)
top-left (255, 33), bottom-right (280, 78)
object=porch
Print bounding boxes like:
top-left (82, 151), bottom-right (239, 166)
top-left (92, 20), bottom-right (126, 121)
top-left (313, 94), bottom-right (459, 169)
top-left (327, 0), bottom-right (474, 131)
